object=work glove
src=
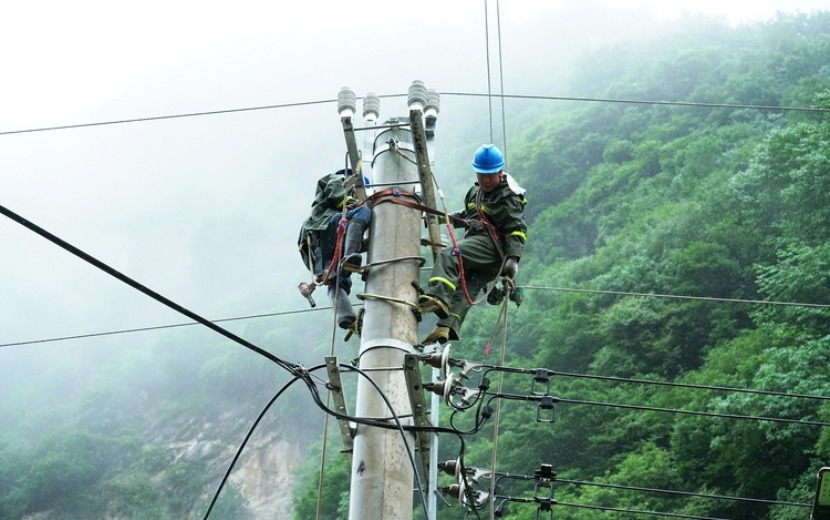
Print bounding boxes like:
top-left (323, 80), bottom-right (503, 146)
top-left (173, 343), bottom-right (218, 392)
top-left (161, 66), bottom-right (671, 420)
top-left (502, 256), bottom-right (519, 281)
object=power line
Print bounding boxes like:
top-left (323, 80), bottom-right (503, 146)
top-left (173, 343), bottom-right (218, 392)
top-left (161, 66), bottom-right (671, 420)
top-left (444, 91), bottom-right (830, 113)
top-left (0, 307), bottom-right (330, 348)
top-left (4, 281), bottom-right (825, 349)
top-left (547, 368), bottom-right (830, 402)
top-left (2, 91), bottom-right (827, 137)
top-left (558, 478), bottom-right (810, 509)
top-left (521, 284), bottom-right (830, 308)
top-left (494, 392), bottom-right (830, 427)
top-left (0, 98), bottom-right (339, 136)
top-left (0, 202), bottom-right (302, 375)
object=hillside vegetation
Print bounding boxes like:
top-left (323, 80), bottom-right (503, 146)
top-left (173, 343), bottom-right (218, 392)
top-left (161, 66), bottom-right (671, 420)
top-left (450, 12), bottom-right (830, 520)
top-left (296, 12), bottom-right (830, 520)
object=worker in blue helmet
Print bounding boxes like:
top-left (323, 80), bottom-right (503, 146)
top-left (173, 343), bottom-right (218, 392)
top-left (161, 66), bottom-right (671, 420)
top-left (418, 144), bottom-right (527, 344)
top-left (298, 168), bottom-right (371, 330)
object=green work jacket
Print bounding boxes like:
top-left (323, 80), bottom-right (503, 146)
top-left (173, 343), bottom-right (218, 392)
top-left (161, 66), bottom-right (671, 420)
top-left (298, 173), bottom-right (352, 245)
top-left (458, 173), bottom-right (527, 259)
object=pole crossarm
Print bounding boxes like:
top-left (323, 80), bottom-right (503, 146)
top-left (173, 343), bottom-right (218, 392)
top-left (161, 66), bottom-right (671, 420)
top-left (404, 354), bottom-right (434, 488)
top-left (409, 109), bottom-right (443, 259)
top-left (325, 357), bottom-right (355, 463)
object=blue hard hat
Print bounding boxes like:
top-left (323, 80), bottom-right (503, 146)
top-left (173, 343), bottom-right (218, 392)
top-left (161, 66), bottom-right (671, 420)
top-left (335, 168), bottom-right (354, 176)
top-left (471, 144), bottom-right (504, 174)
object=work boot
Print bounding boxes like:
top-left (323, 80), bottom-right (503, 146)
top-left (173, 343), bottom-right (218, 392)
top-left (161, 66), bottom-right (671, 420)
top-left (328, 285), bottom-right (356, 329)
top-left (418, 294), bottom-right (449, 319)
top-left (423, 326), bottom-right (451, 345)
top-left (342, 221), bottom-right (367, 273)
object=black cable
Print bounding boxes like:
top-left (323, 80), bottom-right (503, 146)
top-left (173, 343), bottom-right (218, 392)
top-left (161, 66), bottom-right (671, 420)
top-left (557, 478), bottom-right (810, 509)
top-left (554, 499), bottom-right (733, 520)
top-left (0, 203), bottom-right (302, 376)
top-left (521, 284), bottom-right (830, 309)
top-left (478, 364), bottom-right (830, 402)
top-left (493, 391), bottom-right (830, 427)
top-left (202, 373), bottom-right (303, 520)
top-left (547, 368), bottom-right (830, 402)
top-left (5, 280), bottom-right (828, 349)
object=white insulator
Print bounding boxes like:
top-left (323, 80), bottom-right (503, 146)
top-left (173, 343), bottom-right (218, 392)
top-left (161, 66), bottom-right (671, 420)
top-left (407, 80), bottom-right (427, 111)
top-left (338, 86), bottom-right (356, 117)
top-left (425, 89), bottom-right (440, 116)
top-left (363, 92), bottom-right (380, 120)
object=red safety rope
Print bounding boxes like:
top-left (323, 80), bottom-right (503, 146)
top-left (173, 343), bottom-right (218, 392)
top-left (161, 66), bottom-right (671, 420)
top-left (320, 215), bottom-right (348, 284)
top-left (444, 217), bottom-right (476, 305)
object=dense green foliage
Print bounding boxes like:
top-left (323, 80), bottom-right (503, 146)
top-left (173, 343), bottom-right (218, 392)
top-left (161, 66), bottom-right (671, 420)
top-left (444, 12), bottom-right (830, 520)
top-left (297, 11), bottom-right (830, 520)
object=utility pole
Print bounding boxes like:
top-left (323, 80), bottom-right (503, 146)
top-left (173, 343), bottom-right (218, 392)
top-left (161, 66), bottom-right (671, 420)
top-left (338, 82), bottom-right (437, 520)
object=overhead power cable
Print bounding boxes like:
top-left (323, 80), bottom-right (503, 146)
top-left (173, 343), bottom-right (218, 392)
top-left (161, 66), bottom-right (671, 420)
top-left (2, 91), bottom-right (828, 137)
top-left (0, 98), bottom-right (340, 136)
top-left (0, 307), bottom-right (335, 348)
top-left (522, 284), bottom-right (830, 308)
top-left (495, 393), bottom-right (830, 427)
top-left (4, 281), bottom-right (825, 349)
top-left (558, 478), bottom-right (810, 509)
top-left (443, 91), bottom-right (830, 113)
top-left (548, 368), bottom-right (830, 402)
top-left (555, 500), bottom-right (733, 520)
top-left (0, 203), bottom-right (302, 375)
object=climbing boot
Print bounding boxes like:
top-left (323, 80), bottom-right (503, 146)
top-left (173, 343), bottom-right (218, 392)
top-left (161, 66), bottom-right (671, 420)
top-left (423, 326), bottom-right (451, 345)
top-left (342, 221), bottom-right (367, 273)
top-left (418, 294), bottom-right (449, 320)
top-left (328, 285), bottom-right (356, 329)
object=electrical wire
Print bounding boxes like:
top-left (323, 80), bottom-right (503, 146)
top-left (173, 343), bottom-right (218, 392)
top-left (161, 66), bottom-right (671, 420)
top-left (4, 279), bottom-right (827, 349)
top-left (554, 500), bottom-right (734, 520)
top-left (547, 368), bottom-right (830, 402)
top-left (495, 0), bottom-right (508, 163)
top-left (202, 373), bottom-right (303, 520)
top-left (0, 307), bottom-right (335, 348)
top-left (0, 98), bottom-right (337, 136)
top-left (3, 91), bottom-right (827, 138)
top-left (476, 364), bottom-right (830, 404)
top-left (484, 0), bottom-right (494, 143)
top-left (0, 202), bottom-right (302, 376)
top-left (520, 284), bottom-right (830, 308)
top-left (442, 91), bottom-right (830, 114)
top-left (557, 478), bottom-right (811, 509)
top-left (491, 391), bottom-right (830, 427)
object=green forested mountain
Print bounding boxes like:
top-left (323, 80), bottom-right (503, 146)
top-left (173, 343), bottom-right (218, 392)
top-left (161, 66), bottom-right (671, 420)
top-left (4, 11), bottom-right (830, 520)
top-left (421, 12), bottom-right (830, 520)
top-left (300, 11), bottom-right (830, 520)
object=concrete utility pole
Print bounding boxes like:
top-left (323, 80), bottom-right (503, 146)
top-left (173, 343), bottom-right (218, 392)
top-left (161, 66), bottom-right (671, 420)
top-left (340, 82), bottom-right (434, 520)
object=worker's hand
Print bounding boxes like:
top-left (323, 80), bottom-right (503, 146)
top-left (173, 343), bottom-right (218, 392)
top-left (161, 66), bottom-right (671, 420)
top-left (467, 219), bottom-right (485, 233)
top-left (502, 256), bottom-right (519, 281)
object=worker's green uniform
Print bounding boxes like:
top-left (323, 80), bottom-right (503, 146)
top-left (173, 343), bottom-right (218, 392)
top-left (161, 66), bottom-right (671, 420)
top-left (297, 171), bottom-right (370, 293)
top-left (425, 173), bottom-right (527, 339)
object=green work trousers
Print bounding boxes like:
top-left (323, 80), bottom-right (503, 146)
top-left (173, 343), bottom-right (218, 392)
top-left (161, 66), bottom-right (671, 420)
top-left (426, 234), bottom-right (502, 339)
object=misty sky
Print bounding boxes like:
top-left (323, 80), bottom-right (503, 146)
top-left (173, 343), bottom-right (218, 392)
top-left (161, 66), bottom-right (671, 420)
top-left (1, 0), bottom-right (827, 361)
